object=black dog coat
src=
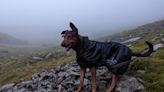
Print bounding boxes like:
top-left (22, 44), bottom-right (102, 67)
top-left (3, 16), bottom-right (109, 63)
top-left (76, 37), bottom-right (132, 75)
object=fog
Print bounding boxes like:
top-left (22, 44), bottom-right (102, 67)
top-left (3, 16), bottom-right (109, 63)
top-left (0, 0), bottom-right (164, 45)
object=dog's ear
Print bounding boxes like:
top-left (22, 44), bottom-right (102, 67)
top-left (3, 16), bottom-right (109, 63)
top-left (70, 22), bottom-right (78, 35)
top-left (61, 30), bottom-right (67, 35)
top-left (61, 30), bottom-right (67, 37)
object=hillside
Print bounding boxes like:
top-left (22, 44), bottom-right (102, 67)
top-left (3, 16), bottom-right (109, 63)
top-left (0, 32), bottom-right (27, 45)
top-left (0, 19), bottom-right (164, 92)
top-left (100, 19), bottom-right (164, 42)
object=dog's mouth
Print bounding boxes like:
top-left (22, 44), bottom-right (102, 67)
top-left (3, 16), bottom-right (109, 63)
top-left (64, 47), bottom-right (71, 52)
top-left (62, 43), bottom-right (73, 52)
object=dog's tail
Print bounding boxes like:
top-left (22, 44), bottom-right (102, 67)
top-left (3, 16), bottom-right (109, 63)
top-left (132, 41), bottom-right (153, 57)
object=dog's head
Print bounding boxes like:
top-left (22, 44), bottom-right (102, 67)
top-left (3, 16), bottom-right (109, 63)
top-left (61, 22), bottom-right (79, 51)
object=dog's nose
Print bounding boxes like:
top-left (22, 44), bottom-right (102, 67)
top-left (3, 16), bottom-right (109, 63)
top-left (61, 41), bottom-right (66, 47)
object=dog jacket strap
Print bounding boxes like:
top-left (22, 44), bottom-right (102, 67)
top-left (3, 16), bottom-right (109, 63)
top-left (111, 60), bottom-right (131, 68)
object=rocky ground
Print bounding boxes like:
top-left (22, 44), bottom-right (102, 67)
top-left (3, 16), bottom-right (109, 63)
top-left (0, 62), bottom-right (144, 92)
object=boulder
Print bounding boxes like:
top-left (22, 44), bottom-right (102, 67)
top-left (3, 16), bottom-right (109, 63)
top-left (115, 75), bottom-right (144, 92)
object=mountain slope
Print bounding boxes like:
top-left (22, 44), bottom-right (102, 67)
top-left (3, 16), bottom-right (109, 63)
top-left (0, 32), bottom-right (27, 45)
top-left (100, 19), bottom-right (164, 42)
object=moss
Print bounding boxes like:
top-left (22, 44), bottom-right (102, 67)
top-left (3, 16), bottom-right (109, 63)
top-left (128, 56), bottom-right (164, 92)
top-left (129, 58), bottom-right (152, 71)
top-left (153, 48), bottom-right (164, 59)
top-left (142, 73), bottom-right (164, 92)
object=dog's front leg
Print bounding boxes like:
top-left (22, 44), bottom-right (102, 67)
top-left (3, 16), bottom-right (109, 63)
top-left (76, 66), bottom-right (86, 92)
top-left (91, 67), bottom-right (97, 92)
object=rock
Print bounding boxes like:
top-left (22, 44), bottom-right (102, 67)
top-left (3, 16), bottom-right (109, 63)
top-left (1, 63), bottom-right (145, 92)
top-left (153, 43), bottom-right (164, 51)
top-left (16, 80), bottom-right (33, 89)
top-left (122, 37), bottom-right (141, 43)
top-left (74, 78), bottom-right (90, 86)
top-left (32, 73), bottom-right (41, 82)
top-left (0, 83), bottom-right (15, 92)
top-left (161, 38), bottom-right (164, 43)
top-left (115, 75), bottom-right (144, 92)
top-left (160, 34), bottom-right (164, 37)
top-left (137, 78), bottom-right (145, 85)
top-left (96, 66), bottom-right (109, 76)
top-left (10, 56), bottom-right (17, 60)
top-left (152, 36), bottom-right (160, 41)
top-left (45, 53), bottom-right (53, 59)
top-left (32, 57), bottom-right (43, 61)
top-left (137, 70), bottom-right (146, 74)
top-left (14, 88), bottom-right (27, 92)
top-left (97, 80), bottom-right (107, 90)
top-left (57, 72), bottom-right (68, 78)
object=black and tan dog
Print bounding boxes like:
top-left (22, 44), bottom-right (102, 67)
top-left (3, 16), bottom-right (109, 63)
top-left (61, 22), bottom-right (153, 92)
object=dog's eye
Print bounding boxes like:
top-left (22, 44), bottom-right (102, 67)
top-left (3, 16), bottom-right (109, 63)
top-left (67, 35), bottom-right (71, 38)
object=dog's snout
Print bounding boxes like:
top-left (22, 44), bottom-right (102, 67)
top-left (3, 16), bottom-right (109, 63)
top-left (61, 41), bottom-right (66, 47)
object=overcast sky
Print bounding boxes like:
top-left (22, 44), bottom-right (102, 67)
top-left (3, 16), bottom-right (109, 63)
top-left (0, 0), bottom-right (164, 44)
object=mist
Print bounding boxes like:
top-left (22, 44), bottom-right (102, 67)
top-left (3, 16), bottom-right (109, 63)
top-left (0, 0), bottom-right (164, 45)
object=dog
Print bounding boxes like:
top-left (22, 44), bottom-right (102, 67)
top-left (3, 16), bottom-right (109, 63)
top-left (61, 22), bottom-right (153, 92)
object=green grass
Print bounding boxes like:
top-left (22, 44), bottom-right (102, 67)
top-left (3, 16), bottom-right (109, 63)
top-left (0, 47), bottom-right (75, 86)
top-left (0, 55), bottom-right (75, 85)
top-left (128, 43), bottom-right (164, 92)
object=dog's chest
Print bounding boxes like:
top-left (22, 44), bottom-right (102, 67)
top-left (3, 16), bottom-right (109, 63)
top-left (76, 41), bottom-right (117, 67)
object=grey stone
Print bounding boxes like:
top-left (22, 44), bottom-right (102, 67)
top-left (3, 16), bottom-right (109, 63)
top-left (45, 53), bottom-right (53, 59)
top-left (32, 57), bottom-right (43, 61)
top-left (137, 78), bottom-right (145, 85)
top-left (0, 83), bottom-right (15, 92)
top-left (14, 88), bottom-right (27, 92)
top-left (115, 75), bottom-right (144, 92)
top-left (161, 38), bottom-right (164, 43)
top-left (137, 70), bottom-right (146, 74)
top-left (97, 80), bottom-right (107, 90)
top-left (1, 62), bottom-right (145, 92)
top-left (153, 43), bottom-right (164, 51)
top-left (122, 37), bottom-right (141, 43)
